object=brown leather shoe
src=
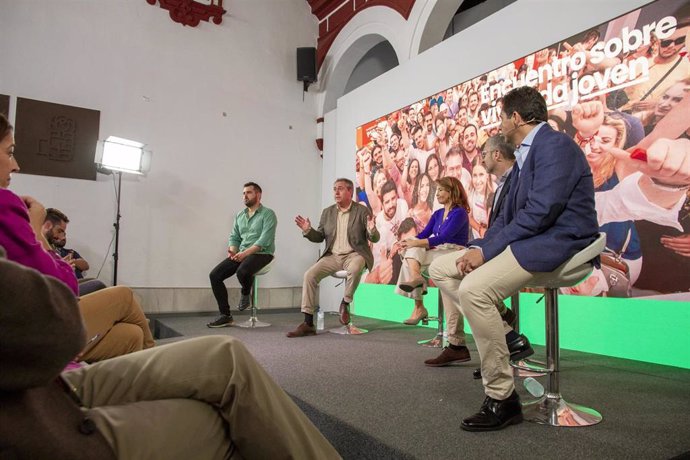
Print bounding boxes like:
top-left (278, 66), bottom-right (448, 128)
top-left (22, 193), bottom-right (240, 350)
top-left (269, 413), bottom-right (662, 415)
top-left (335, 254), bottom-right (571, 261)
top-left (286, 322), bottom-right (317, 338)
top-left (339, 300), bottom-right (350, 325)
top-left (424, 346), bottom-right (471, 367)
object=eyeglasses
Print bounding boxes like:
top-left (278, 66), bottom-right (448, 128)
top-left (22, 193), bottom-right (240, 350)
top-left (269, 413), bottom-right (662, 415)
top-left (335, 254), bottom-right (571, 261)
top-left (660, 36), bottom-right (685, 47)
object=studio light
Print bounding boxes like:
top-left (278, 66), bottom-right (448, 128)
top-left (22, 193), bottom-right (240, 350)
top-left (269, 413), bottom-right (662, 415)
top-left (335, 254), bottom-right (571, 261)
top-left (96, 136), bottom-right (150, 175)
top-left (95, 136), bottom-right (152, 286)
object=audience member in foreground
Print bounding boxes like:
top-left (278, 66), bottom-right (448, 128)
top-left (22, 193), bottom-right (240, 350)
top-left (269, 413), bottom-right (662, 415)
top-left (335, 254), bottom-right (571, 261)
top-left (43, 207), bottom-right (107, 296)
top-left (0, 113), bottom-right (154, 362)
top-left (0, 249), bottom-right (341, 459)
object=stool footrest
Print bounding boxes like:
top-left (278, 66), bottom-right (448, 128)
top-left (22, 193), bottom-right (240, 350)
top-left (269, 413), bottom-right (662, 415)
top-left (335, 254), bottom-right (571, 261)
top-left (237, 317), bottom-right (271, 328)
top-left (522, 394), bottom-right (602, 427)
top-left (512, 359), bottom-right (547, 378)
top-left (417, 333), bottom-right (443, 348)
top-left (511, 360), bottom-right (552, 374)
top-left (329, 324), bottom-right (368, 335)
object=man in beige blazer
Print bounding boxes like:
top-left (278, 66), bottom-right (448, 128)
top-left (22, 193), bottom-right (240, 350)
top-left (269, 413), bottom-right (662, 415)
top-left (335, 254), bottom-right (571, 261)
top-left (288, 178), bottom-right (379, 337)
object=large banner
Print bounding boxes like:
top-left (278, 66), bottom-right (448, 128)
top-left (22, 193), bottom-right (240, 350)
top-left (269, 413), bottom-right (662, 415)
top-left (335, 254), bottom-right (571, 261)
top-left (355, 0), bottom-right (690, 298)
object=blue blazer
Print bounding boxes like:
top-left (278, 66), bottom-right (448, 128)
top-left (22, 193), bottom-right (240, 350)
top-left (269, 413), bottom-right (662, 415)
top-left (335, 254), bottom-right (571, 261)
top-left (471, 125), bottom-right (599, 272)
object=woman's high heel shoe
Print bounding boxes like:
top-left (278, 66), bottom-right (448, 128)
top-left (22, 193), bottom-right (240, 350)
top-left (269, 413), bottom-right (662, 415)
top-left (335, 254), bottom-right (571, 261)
top-left (403, 308), bottom-right (429, 326)
top-left (399, 276), bottom-right (425, 293)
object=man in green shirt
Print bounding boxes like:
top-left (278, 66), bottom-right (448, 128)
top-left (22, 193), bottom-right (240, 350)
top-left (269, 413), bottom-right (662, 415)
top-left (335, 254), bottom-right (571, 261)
top-left (208, 182), bottom-right (277, 327)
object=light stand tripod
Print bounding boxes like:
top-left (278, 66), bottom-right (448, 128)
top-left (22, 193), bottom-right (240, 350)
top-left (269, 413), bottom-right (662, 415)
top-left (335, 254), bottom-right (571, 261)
top-left (112, 171), bottom-right (122, 286)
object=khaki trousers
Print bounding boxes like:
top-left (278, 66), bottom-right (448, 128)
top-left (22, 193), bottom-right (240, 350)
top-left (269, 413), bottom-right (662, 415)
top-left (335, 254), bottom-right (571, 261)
top-left (64, 336), bottom-right (341, 460)
top-left (395, 244), bottom-right (466, 346)
top-left (301, 252), bottom-right (365, 314)
top-left (429, 247), bottom-right (537, 400)
top-left (78, 286), bottom-right (155, 363)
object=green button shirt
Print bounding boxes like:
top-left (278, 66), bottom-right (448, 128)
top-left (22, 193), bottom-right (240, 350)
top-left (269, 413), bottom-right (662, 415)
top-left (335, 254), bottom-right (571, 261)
top-left (228, 205), bottom-right (277, 255)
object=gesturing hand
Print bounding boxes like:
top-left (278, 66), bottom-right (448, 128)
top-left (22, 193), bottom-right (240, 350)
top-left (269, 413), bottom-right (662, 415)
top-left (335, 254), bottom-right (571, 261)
top-left (295, 215), bottom-right (312, 232)
top-left (366, 214), bottom-right (376, 233)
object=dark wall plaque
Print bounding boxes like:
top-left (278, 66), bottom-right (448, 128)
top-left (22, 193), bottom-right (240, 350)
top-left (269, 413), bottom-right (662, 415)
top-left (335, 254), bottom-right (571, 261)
top-left (0, 94), bottom-right (9, 117)
top-left (15, 98), bottom-right (100, 181)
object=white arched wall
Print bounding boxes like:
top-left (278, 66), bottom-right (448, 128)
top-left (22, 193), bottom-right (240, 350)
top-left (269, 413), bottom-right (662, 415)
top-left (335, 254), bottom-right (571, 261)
top-left (411, 0), bottom-right (463, 55)
top-left (322, 33), bottom-right (391, 114)
top-left (317, 5), bottom-right (411, 115)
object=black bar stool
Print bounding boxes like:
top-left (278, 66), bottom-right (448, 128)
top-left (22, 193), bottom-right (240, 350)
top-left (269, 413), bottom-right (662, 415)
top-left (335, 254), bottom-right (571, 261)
top-left (513, 233), bottom-right (606, 427)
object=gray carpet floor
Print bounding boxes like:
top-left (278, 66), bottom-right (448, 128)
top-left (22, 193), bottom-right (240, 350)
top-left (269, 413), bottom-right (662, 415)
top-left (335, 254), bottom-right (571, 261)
top-left (152, 311), bottom-right (690, 460)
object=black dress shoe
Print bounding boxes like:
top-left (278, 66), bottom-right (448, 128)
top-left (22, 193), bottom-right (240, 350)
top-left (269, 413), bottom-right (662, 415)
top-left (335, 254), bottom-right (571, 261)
top-left (461, 390), bottom-right (523, 432)
top-left (473, 368), bottom-right (482, 380)
top-left (507, 333), bottom-right (534, 361)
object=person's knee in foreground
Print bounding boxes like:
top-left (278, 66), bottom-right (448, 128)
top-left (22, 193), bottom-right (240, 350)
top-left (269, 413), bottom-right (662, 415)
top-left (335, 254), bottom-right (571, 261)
top-left (207, 181), bottom-right (277, 328)
top-left (289, 178), bottom-right (379, 337)
top-left (394, 176), bottom-right (470, 328)
top-left (65, 335), bottom-right (341, 459)
top-left (431, 86), bottom-right (599, 431)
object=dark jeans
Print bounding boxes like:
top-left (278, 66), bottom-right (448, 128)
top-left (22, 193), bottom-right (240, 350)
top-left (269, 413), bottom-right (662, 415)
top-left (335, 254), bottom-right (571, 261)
top-left (209, 254), bottom-right (274, 315)
top-left (78, 278), bottom-right (107, 296)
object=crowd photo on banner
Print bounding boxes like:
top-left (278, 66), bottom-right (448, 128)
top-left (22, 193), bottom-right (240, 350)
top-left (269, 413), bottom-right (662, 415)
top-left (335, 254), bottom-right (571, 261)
top-left (354, 0), bottom-right (690, 299)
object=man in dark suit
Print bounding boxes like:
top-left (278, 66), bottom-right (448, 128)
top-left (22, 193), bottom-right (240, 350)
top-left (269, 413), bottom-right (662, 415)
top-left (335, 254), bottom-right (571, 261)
top-left (429, 86), bottom-right (599, 431)
top-left (289, 178), bottom-right (380, 337)
top-left (425, 135), bottom-right (532, 369)
top-left (484, 134), bottom-right (516, 228)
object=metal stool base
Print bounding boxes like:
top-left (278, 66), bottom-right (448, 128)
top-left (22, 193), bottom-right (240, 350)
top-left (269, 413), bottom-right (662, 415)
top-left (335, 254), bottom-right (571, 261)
top-left (238, 317), bottom-right (271, 328)
top-left (418, 332), bottom-right (443, 348)
top-left (329, 324), bottom-right (368, 335)
top-left (522, 394), bottom-right (603, 427)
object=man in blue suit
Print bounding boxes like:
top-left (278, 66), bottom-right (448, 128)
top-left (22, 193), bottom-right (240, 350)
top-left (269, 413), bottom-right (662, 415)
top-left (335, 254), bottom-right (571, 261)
top-left (429, 86), bottom-right (599, 431)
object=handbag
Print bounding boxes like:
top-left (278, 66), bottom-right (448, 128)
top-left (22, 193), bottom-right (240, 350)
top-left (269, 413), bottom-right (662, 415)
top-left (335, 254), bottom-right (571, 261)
top-left (599, 229), bottom-right (632, 297)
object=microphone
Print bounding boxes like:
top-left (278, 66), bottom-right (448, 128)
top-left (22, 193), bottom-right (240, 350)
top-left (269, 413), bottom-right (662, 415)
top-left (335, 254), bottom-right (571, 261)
top-left (502, 118), bottom-right (538, 136)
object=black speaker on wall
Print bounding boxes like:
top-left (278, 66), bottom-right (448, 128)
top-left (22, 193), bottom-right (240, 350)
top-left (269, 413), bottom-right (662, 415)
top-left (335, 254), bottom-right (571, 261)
top-left (297, 47), bottom-right (317, 92)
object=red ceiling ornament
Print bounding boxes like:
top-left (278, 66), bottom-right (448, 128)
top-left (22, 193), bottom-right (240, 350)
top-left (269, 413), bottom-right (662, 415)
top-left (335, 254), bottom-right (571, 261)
top-left (146, 0), bottom-right (226, 27)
